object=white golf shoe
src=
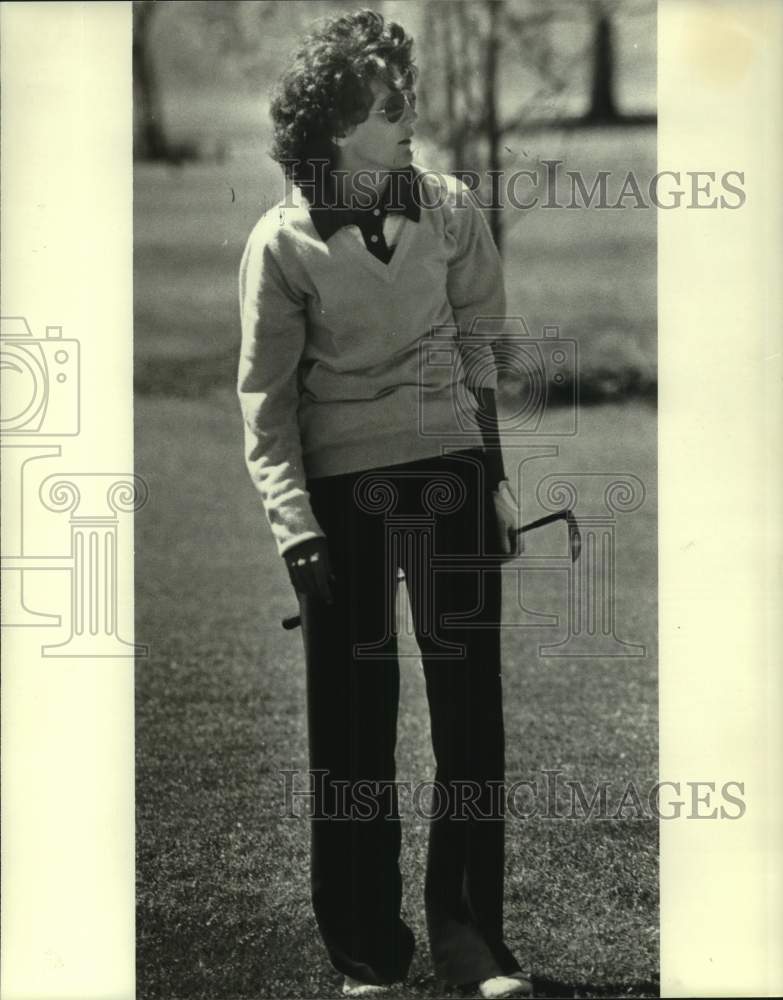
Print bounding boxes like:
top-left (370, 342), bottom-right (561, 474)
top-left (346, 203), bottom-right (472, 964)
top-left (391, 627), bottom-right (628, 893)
top-left (341, 975), bottom-right (391, 997)
top-left (478, 972), bottom-right (533, 999)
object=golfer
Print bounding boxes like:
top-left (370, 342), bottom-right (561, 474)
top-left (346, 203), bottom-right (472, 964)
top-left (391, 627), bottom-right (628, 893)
top-left (238, 10), bottom-right (530, 999)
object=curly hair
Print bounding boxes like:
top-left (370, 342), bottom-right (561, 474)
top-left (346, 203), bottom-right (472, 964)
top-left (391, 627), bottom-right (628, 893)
top-left (269, 8), bottom-right (417, 204)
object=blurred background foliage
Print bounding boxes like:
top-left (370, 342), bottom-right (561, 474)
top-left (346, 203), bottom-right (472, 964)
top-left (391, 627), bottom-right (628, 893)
top-left (134, 0), bottom-right (655, 164)
top-left (133, 0), bottom-right (656, 402)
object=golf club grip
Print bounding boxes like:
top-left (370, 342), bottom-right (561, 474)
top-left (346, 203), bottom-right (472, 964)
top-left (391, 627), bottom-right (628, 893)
top-left (282, 614), bottom-right (301, 630)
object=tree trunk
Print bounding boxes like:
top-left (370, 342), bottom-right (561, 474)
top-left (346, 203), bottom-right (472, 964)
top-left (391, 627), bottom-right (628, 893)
top-left (443, 7), bottom-right (465, 174)
top-left (587, 11), bottom-right (618, 122)
top-left (483, 0), bottom-right (503, 253)
top-left (133, 2), bottom-right (169, 160)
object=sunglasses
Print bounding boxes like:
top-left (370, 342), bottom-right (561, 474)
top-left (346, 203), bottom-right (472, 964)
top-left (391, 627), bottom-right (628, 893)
top-left (369, 90), bottom-right (417, 124)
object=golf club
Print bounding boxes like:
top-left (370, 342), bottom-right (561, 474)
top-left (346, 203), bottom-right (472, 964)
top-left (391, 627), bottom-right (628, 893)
top-left (281, 508), bottom-right (581, 630)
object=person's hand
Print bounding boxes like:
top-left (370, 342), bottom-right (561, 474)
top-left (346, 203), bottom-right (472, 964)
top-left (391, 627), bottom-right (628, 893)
top-left (492, 480), bottom-right (522, 557)
top-left (283, 536), bottom-right (336, 604)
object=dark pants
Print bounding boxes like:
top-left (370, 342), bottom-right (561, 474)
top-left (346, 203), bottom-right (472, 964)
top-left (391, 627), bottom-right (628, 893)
top-left (298, 448), bottom-right (521, 986)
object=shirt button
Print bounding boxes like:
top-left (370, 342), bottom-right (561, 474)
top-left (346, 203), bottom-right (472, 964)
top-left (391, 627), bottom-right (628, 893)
top-left (373, 208), bottom-right (381, 216)
top-left (370, 234), bottom-right (379, 243)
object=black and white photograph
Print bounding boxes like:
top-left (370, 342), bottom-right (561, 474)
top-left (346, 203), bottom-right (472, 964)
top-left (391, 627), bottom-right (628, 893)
top-left (1, 3), bottom-right (781, 1000)
top-left (134, 3), bottom-right (658, 998)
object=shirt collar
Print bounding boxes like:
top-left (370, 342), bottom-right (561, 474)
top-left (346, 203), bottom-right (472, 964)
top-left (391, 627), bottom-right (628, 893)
top-left (309, 166), bottom-right (422, 243)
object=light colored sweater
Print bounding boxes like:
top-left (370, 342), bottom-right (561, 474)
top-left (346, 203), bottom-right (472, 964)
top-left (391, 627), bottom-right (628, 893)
top-left (237, 165), bottom-right (506, 557)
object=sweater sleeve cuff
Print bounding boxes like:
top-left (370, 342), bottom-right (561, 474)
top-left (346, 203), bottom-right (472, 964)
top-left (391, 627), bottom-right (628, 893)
top-left (268, 494), bottom-right (326, 558)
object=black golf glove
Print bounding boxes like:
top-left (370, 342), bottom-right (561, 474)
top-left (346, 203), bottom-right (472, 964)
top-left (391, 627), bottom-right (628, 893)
top-left (283, 536), bottom-right (336, 605)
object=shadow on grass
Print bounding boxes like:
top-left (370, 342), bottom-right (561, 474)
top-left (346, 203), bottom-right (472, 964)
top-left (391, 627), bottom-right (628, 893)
top-left (416, 974), bottom-right (660, 999)
top-left (137, 918), bottom-right (660, 1000)
top-left (134, 349), bottom-right (657, 406)
top-left (529, 975), bottom-right (659, 998)
top-left (137, 904), bottom-right (660, 998)
top-left (135, 349), bottom-right (239, 398)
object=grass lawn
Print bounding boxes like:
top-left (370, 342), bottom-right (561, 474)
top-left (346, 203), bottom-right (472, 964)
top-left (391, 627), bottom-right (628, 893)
top-left (135, 388), bottom-right (658, 999)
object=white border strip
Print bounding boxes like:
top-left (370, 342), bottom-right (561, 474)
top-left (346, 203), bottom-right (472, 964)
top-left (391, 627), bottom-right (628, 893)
top-left (659, 0), bottom-right (783, 994)
top-left (1, 4), bottom-right (135, 998)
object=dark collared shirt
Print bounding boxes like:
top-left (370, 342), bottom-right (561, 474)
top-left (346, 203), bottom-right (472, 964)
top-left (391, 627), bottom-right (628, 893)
top-left (308, 167), bottom-right (422, 264)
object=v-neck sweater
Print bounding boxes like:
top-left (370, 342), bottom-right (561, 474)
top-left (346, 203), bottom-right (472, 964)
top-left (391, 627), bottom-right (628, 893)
top-left (237, 164), bottom-right (506, 557)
